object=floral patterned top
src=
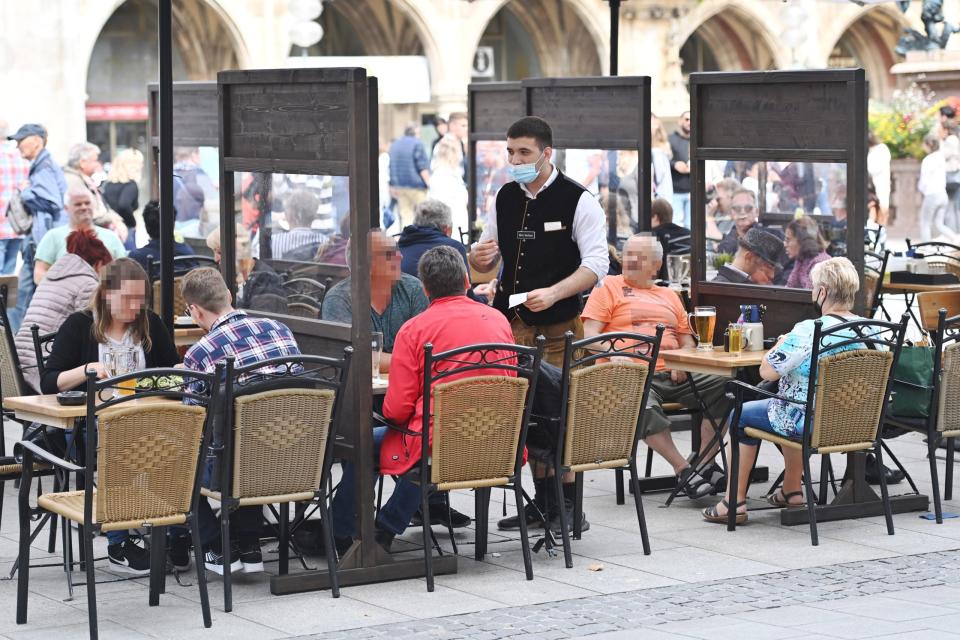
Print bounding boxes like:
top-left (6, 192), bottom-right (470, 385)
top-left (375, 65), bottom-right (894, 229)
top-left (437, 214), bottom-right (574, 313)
top-left (765, 314), bottom-right (865, 438)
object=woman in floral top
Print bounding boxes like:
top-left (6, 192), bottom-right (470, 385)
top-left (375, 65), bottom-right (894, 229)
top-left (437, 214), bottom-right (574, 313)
top-left (704, 258), bottom-right (864, 524)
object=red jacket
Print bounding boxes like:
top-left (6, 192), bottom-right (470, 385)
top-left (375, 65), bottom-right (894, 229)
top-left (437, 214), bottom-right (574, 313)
top-left (380, 295), bottom-right (517, 476)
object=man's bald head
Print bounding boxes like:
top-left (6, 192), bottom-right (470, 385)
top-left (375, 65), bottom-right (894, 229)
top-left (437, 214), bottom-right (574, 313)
top-left (65, 185), bottom-right (94, 229)
top-left (622, 234), bottom-right (663, 287)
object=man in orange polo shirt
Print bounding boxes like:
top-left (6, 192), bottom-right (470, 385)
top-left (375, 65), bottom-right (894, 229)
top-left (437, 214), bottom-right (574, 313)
top-left (581, 234), bottom-right (730, 499)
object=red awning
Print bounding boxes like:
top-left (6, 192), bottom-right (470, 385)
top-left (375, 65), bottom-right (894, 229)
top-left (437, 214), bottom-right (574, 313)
top-left (85, 103), bottom-right (149, 121)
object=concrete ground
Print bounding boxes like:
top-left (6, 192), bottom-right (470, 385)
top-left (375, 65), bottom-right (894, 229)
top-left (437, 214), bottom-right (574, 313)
top-left (1, 413), bottom-right (960, 640)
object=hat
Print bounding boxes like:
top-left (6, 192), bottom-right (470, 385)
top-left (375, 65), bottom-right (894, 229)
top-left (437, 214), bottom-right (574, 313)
top-left (7, 123), bottom-right (46, 142)
top-left (738, 228), bottom-right (785, 268)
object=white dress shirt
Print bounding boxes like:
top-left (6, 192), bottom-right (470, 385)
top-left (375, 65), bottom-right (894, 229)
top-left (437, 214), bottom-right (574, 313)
top-left (919, 150), bottom-right (947, 199)
top-left (479, 164), bottom-right (609, 283)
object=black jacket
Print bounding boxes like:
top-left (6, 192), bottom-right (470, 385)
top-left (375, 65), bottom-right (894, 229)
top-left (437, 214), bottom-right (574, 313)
top-left (397, 225), bottom-right (469, 277)
top-left (41, 310), bottom-right (180, 393)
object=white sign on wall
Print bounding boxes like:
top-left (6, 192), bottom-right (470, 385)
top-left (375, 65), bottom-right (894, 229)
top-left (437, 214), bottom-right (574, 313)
top-left (473, 46), bottom-right (495, 79)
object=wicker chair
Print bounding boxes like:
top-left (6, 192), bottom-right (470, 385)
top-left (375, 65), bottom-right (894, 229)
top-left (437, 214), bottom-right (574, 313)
top-left (15, 367), bottom-right (222, 640)
top-left (286, 299), bottom-right (321, 319)
top-left (381, 339), bottom-right (543, 592)
top-left (725, 315), bottom-right (909, 545)
top-left (203, 351), bottom-right (351, 611)
top-left (549, 329), bottom-right (663, 568)
top-left (30, 325), bottom-right (56, 385)
top-left (906, 240), bottom-right (960, 278)
top-left (865, 250), bottom-right (890, 320)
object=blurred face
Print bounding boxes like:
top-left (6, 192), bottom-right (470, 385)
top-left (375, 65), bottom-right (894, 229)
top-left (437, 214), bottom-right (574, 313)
top-left (370, 233), bottom-right (401, 285)
top-left (784, 228), bottom-right (799, 260)
top-left (16, 135), bottom-right (42, 161)
top-left (622, 238), bottom-right (662, 285)
top-left (78, 152), bottom-right (101, 177)
top-left (448, 117), bottom-right (468, 141)
top-left (715, 186), bottom-right (733, 213)
top-left (730, 193), bottom-right (757, 235)
top-left (679, 112), bottom-right (691, 135)
top-left (745, 251), bottom-right (776, 285)
top-left (106, 279), bottom-right (146, 324)
top-left (67, 192), bottom-right (94, 228)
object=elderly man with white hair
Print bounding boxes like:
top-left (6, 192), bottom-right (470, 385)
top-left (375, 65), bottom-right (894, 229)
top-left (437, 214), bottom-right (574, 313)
top-left (580, 234), bottom-right (731, 499)
top-left (33, 185), bottom-right (126, 284)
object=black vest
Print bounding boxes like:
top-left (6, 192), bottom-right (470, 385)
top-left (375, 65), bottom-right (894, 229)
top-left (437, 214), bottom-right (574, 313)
top-left (493, 170), bottom-right (584, 325)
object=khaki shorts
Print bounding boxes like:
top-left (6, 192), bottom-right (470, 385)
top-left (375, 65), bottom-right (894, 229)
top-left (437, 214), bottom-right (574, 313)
top-left (393, 188), bottom-right (427, 228)
top-left (638, 371), bottom-right (731, 439)
top-left (510, 316), bottom-right (583, 369)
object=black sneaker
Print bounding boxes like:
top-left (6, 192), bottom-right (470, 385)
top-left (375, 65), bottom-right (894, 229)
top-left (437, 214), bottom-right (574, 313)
top-left (374, 527), bottom-right (395, 553)
top-left (168, 535), bottom-right (191, 572)
top-left (497, 502), bottom-right (547, 531)
top-left (865, 453), bottom-right (905, 485)
top-left (108, 540), bottom-right (151, 577)
top-left (549, 505), bottom-right (590, 536)
top-left (203, 542), bottom-right (242, 576)
top-left (680, 467), bottom-right (714, 499)
top-left (411, 503), bottom-right (472, 529)
top-left (239, 537), bottom-right (264, 574)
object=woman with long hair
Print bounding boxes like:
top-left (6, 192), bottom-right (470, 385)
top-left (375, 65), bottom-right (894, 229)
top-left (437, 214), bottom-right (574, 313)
top-left (427, 134), bottom-right (469, 237)
top-left (784, 216), bottom-right (830, 289)
top-left (102, 149), bottom-right (144, 250)
top-left (651, 114), bottom-right (674, 202)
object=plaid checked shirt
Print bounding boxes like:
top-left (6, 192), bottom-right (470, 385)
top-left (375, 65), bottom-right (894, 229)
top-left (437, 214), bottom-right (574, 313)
top-left (182, 310), bottom-right (302, 390)
top-left (0, 144), bottom-right (29, 239)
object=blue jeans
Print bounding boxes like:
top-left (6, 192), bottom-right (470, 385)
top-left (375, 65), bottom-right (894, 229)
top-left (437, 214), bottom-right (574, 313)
top-left (672, 192), bottom-right (691, 229)
top-left (331, 426), bottom-right (423, 538)
top-left (732, 399), bottom-right (777, 446)
top-left (0, 238), bottom-right (21, 275)
top-left (123, 228), bottom-right (136, 251)
top-left (9, 237), bottom-right (34, 332)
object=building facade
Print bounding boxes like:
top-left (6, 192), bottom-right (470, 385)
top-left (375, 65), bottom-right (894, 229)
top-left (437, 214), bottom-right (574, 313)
top-left (0, 0), bottom-right (943, 161)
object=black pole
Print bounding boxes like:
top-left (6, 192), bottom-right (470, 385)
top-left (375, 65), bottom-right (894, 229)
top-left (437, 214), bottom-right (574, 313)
top-left (609, 0), bottom-right (621, 76)
top-left (158, 0), bottom-right (174, 333)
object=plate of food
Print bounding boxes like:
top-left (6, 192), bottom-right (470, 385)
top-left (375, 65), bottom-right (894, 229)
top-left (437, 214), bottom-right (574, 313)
top-left (135, 375), bottom-right (185, 393)
top-left (173, 315), bottom-right (196, 327)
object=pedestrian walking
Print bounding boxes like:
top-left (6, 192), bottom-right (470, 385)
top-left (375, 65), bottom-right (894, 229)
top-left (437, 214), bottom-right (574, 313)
top-left (389, 124), bottom-right (430, 229)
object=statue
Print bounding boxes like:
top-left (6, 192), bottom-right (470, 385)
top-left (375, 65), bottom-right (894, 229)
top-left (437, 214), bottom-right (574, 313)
top-left (896, 0), bottom-right (960, 54)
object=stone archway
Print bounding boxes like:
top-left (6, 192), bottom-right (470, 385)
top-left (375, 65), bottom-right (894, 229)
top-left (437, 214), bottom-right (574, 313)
top-left (827, 9), bottom-right (904, 101)
top-left (679, 5), bottom-right (779, 78)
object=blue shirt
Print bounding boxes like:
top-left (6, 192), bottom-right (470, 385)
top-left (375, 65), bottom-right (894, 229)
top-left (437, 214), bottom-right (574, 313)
top-left (396, 225), bottom-right (468, 277)
top-left (20, 149), bottom-right (66, 218)
top-left (388, 136), bottom-right (429, 189)
top-left (128, 238), bottom-right (196, 276)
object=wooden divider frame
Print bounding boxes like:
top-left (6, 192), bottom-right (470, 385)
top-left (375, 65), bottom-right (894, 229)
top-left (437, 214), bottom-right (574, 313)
top-left (689, 69), bottom-right (868, 340)
top-left (215, 68), bottom-right (450, 593)
top-left (467, 82), bottom-right (522, 235)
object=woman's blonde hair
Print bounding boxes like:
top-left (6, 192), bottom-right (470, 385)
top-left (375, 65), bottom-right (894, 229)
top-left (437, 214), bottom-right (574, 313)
top-left (434, 134), bottom-right (463, 170)
top-left (651, 115), bottom-right (672, 156)
top-left (810, 257), bottom-right (859, 308)
top-left (106, 148), bottom-right (144, 184)
top-left (90, 258), bottom-right (152, 351)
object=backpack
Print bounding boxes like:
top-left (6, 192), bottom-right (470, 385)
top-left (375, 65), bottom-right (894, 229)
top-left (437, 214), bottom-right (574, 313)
top-left (6, 189), bottom-right (32, 236)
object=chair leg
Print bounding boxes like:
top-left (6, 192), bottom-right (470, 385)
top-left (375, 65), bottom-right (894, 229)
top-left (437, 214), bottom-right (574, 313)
top-left (474, 487), bottom-right (490, 561)
top-left (629, 461), bottom-right (651, 555)
top-left (644, 447), bottom-right (654, 477)
top-left (279, 502), bottom-right (290, 576)
top-left (15, 485), bottom-right (32, 625)
top-left (221, 506), bottom-right (233, 613)
top-left (83, 529), bottom-right (98, 640)
top-left (614, 468), bottom-right (625, 505)
top-left (573, 473), bottom-right (584, 540)
top-left (553, 472), bottom-right (572, 569)
top-left (818, 455), bottom-right (831, 506)
top-left (189, 516), bottom-right (212, 628)
top-left (63, 516), bottom-right (74, 601)
top-left (946, 437), bottom-right (955, 502)
top-left (928, 434), bottom-right (944, 524)
top-left (375, 475), bottom-right (384, 519)
top-left (514, 482), bottom-right (534, 581)
top-left (442, 493), bottom-right (458, 557)
top-left (149, 527), bottom-right (166, 606)
top-left (316, 498), bottom-right (339, 598)
top-left (802, 454), bottom-right (819, 546)
top-left (874, 445), bottom-right (895, 536)
top-left (421, 489), bottom-right (434, 592)
top-left (727, 435), bottom-right (740, 532)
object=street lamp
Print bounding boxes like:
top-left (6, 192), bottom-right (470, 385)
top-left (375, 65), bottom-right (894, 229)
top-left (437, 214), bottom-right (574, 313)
top-left (607, 0), bottom-right (623, 76)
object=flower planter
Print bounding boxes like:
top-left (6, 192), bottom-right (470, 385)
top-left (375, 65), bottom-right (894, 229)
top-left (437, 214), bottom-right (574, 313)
top-left (888, 157), bottom-right (921, 241)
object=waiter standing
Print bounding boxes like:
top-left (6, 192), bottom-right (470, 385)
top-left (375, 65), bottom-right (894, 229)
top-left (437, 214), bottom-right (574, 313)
top-left (469, 116), bottom-right (608, 367)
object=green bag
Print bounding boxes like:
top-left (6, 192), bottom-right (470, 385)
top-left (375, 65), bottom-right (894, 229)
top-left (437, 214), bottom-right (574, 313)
top-left (890, 345), bottom-right (936, 419)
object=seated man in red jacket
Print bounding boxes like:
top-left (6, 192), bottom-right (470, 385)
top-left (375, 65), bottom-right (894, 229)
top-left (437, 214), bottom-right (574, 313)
top-left (331, 245), bottom-right (516, 552)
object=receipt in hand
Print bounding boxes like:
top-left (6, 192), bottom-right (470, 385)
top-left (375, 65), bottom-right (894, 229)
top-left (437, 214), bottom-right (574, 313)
top-left (508, 292), bottom-right (528, 309)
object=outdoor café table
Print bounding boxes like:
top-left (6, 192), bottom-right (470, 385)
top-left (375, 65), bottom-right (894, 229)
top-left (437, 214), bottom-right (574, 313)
top-left (881, 281), bottom-right (960, 332)
top-left (174, 326), bottom-right (205, 348)
top-left (4, 393), bottom-right (175, 431)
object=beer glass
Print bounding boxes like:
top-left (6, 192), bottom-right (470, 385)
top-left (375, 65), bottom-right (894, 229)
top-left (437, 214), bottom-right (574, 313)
top-left (102, 346), bottom-right (138, 397)
top-left (727, 323), bottom-right (746, 354)
top-left (689, 306), bottom-right (717, 351)
top-left (371, 332), bottom-right (384, 382)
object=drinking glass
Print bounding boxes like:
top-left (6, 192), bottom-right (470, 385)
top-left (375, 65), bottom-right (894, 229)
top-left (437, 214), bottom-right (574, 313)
top-left (727, 323), bottom-right (746, 354)
top-left (688, 306), bottom-right (717, 351)
top-left (371, 331), bottom-right (384, 382)
top-left (102, 346), bottom-right (138, 397)
top-left (667, 255), bottom-right (690, 285)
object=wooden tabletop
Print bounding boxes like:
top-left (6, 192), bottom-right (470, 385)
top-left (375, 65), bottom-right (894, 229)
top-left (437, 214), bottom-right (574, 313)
top-left (373, 374), bottom-right (388, 396)
top-left (660, 346), bottom-right (767, 377)
top-left (174, 326), bottom-right (205, 347)
top-left (882, 282), bottom-right (960, 294)
top-left (4, 394), bottom-right (174, 430)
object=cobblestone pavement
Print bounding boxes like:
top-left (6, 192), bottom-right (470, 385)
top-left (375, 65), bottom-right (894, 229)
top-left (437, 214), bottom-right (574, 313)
top-left (304, 550), bottom-right (960, 640)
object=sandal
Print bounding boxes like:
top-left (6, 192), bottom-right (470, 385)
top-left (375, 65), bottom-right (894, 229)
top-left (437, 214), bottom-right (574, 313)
top-left (767, 489), bottom-right (805, 508)
top-left (702, 500), bottom-right (747, 525)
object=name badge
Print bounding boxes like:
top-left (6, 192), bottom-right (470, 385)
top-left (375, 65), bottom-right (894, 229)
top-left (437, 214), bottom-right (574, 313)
top-left (544, 221), bottom-right (564, 232)
top-left (517, 230), bottom-right (536, 240)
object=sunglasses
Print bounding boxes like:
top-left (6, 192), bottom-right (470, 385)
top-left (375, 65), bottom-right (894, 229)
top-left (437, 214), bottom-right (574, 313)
top-left (731, 205), bottom-right (756, 214)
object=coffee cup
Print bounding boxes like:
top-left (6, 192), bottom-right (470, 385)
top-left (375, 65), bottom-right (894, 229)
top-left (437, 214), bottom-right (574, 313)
top-left (743, 323), bottom-right (764, 351)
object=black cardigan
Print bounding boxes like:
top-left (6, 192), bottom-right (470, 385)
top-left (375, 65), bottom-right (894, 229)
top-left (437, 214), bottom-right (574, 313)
top-left (41, 310), bottom-right (180, 394)
top-left (101, 181), bottom-right (139, 229)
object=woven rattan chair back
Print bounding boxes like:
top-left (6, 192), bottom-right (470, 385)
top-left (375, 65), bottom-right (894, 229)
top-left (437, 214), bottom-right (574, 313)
top-left (562, 361), bottom-right (648, 471)
top-left (430, 375), bottom-right (529, 490)
top-left (286, 301), bottom-right (320, 319)
top-left (0, 319), bottom-right (23, 400)
top-left (153, 278), bottom-right (185, 316)
top-left (938, 342), bottom-right (960, 434)
top-left (231, 388), bottom-right (336, 499)
top-left (96, 403), bottom-right (207, 527)
top-left (810, 349), bottom-right (894, 451)
top-left (864, 272), bottom-right (878, 314)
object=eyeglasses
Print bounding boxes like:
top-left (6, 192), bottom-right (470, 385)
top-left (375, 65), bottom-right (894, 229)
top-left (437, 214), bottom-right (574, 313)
top-left (731, 205), bottom-right (756, 214)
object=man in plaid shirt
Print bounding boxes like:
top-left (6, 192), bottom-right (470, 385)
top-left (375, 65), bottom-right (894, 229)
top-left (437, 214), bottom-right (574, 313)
top-left (179, 267), bottom-right (301, 576)
top-left (0, 121), bottom-right (29, 275)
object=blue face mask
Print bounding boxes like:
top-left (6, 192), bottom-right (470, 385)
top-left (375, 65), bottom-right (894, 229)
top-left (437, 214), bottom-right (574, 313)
top-left (508, 153), bottom-right (544, 185)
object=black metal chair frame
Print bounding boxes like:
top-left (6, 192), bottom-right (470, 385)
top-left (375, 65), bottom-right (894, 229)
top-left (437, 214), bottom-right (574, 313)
top-left (884, 309), bottom-right (960, 524)
top-left (865, 249), bottom-right (890, 321)
top-left (29, 324), bottom-right (56, 388)
top-left (548, 329), bottom-right (663, 568)
top-left (725, 314), bottom-right (909, 545)
top-left (378, 339), bottom-right (544, 592)
top-left (215, 350), bottom-right (352, 610)
top-left (149, 255), bottom-right (219, 279)
top-left (15, 366), bottom-right (222, 640)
